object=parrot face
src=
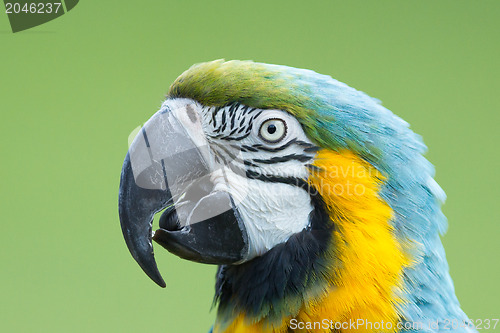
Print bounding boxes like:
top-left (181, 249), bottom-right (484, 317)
top-left (119, 60), bottom-right (474, 332)
top-left (120, 97), bottom-right (318, 286)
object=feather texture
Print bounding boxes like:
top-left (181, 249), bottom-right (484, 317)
top-left (169, 60), bottom-right (474, 332)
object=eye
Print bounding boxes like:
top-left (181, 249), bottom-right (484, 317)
top-left (258, 118), bottom-right (287, 143)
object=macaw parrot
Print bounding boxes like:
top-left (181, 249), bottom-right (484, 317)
top-left (118, 60), bottom-right (475, 332)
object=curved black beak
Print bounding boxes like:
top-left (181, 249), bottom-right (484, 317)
top-left (119, 152), bottom-right (169, 287)
top-left (118, 102), bottom-right (248, 287)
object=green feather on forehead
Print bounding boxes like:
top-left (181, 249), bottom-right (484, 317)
top-left (167, 59), bottom-right (333, 146)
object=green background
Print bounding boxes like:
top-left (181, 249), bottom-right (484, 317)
top-left (1, 1), bottom-right (499, 332)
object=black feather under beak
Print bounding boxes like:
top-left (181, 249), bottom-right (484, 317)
top-left (118, 103), bottom-right (248, 288)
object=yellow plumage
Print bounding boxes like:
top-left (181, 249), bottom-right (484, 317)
top-left (216, 149), bottom-right (411, 333)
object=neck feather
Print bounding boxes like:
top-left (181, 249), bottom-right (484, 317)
top-left (214, 193), bottom-right (334, 331)
top-left (214, 149), bottom-right (410, 333)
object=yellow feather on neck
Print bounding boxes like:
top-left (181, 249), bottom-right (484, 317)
top-left (216, 149), bottom-right (410, 333)
top-left (299, 149), bottom-right (410, 332)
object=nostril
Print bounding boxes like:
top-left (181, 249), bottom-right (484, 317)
top-left (159, 206), bottom-right (180, 231)
top-left (186, 104), bottom-right (198, 123)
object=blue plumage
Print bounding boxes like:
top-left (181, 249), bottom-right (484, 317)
top-left (258, 64), bottom-right (473, 331)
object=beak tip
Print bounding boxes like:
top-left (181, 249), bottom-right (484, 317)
top-left (154, 277), bottom-right (167, 288)
top-left (145, 263), bottom-right (166, 288)
top-left (136, 258), bottom-right (166, 288)
top-left (130, 246), bottom-right (167, 288)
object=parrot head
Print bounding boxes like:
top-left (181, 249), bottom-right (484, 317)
top-left (119, 60), bottom-right (473, 332)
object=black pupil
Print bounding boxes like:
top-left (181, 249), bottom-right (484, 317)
top-left (267, 124), bottom-right (277, 134)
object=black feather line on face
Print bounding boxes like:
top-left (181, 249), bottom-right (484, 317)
top-left (245, 170), bottom-right (315, 193)
top-left (252, 153), bottom-right (313, 165)
top-left (214, 193), bottom-right (333, 323)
